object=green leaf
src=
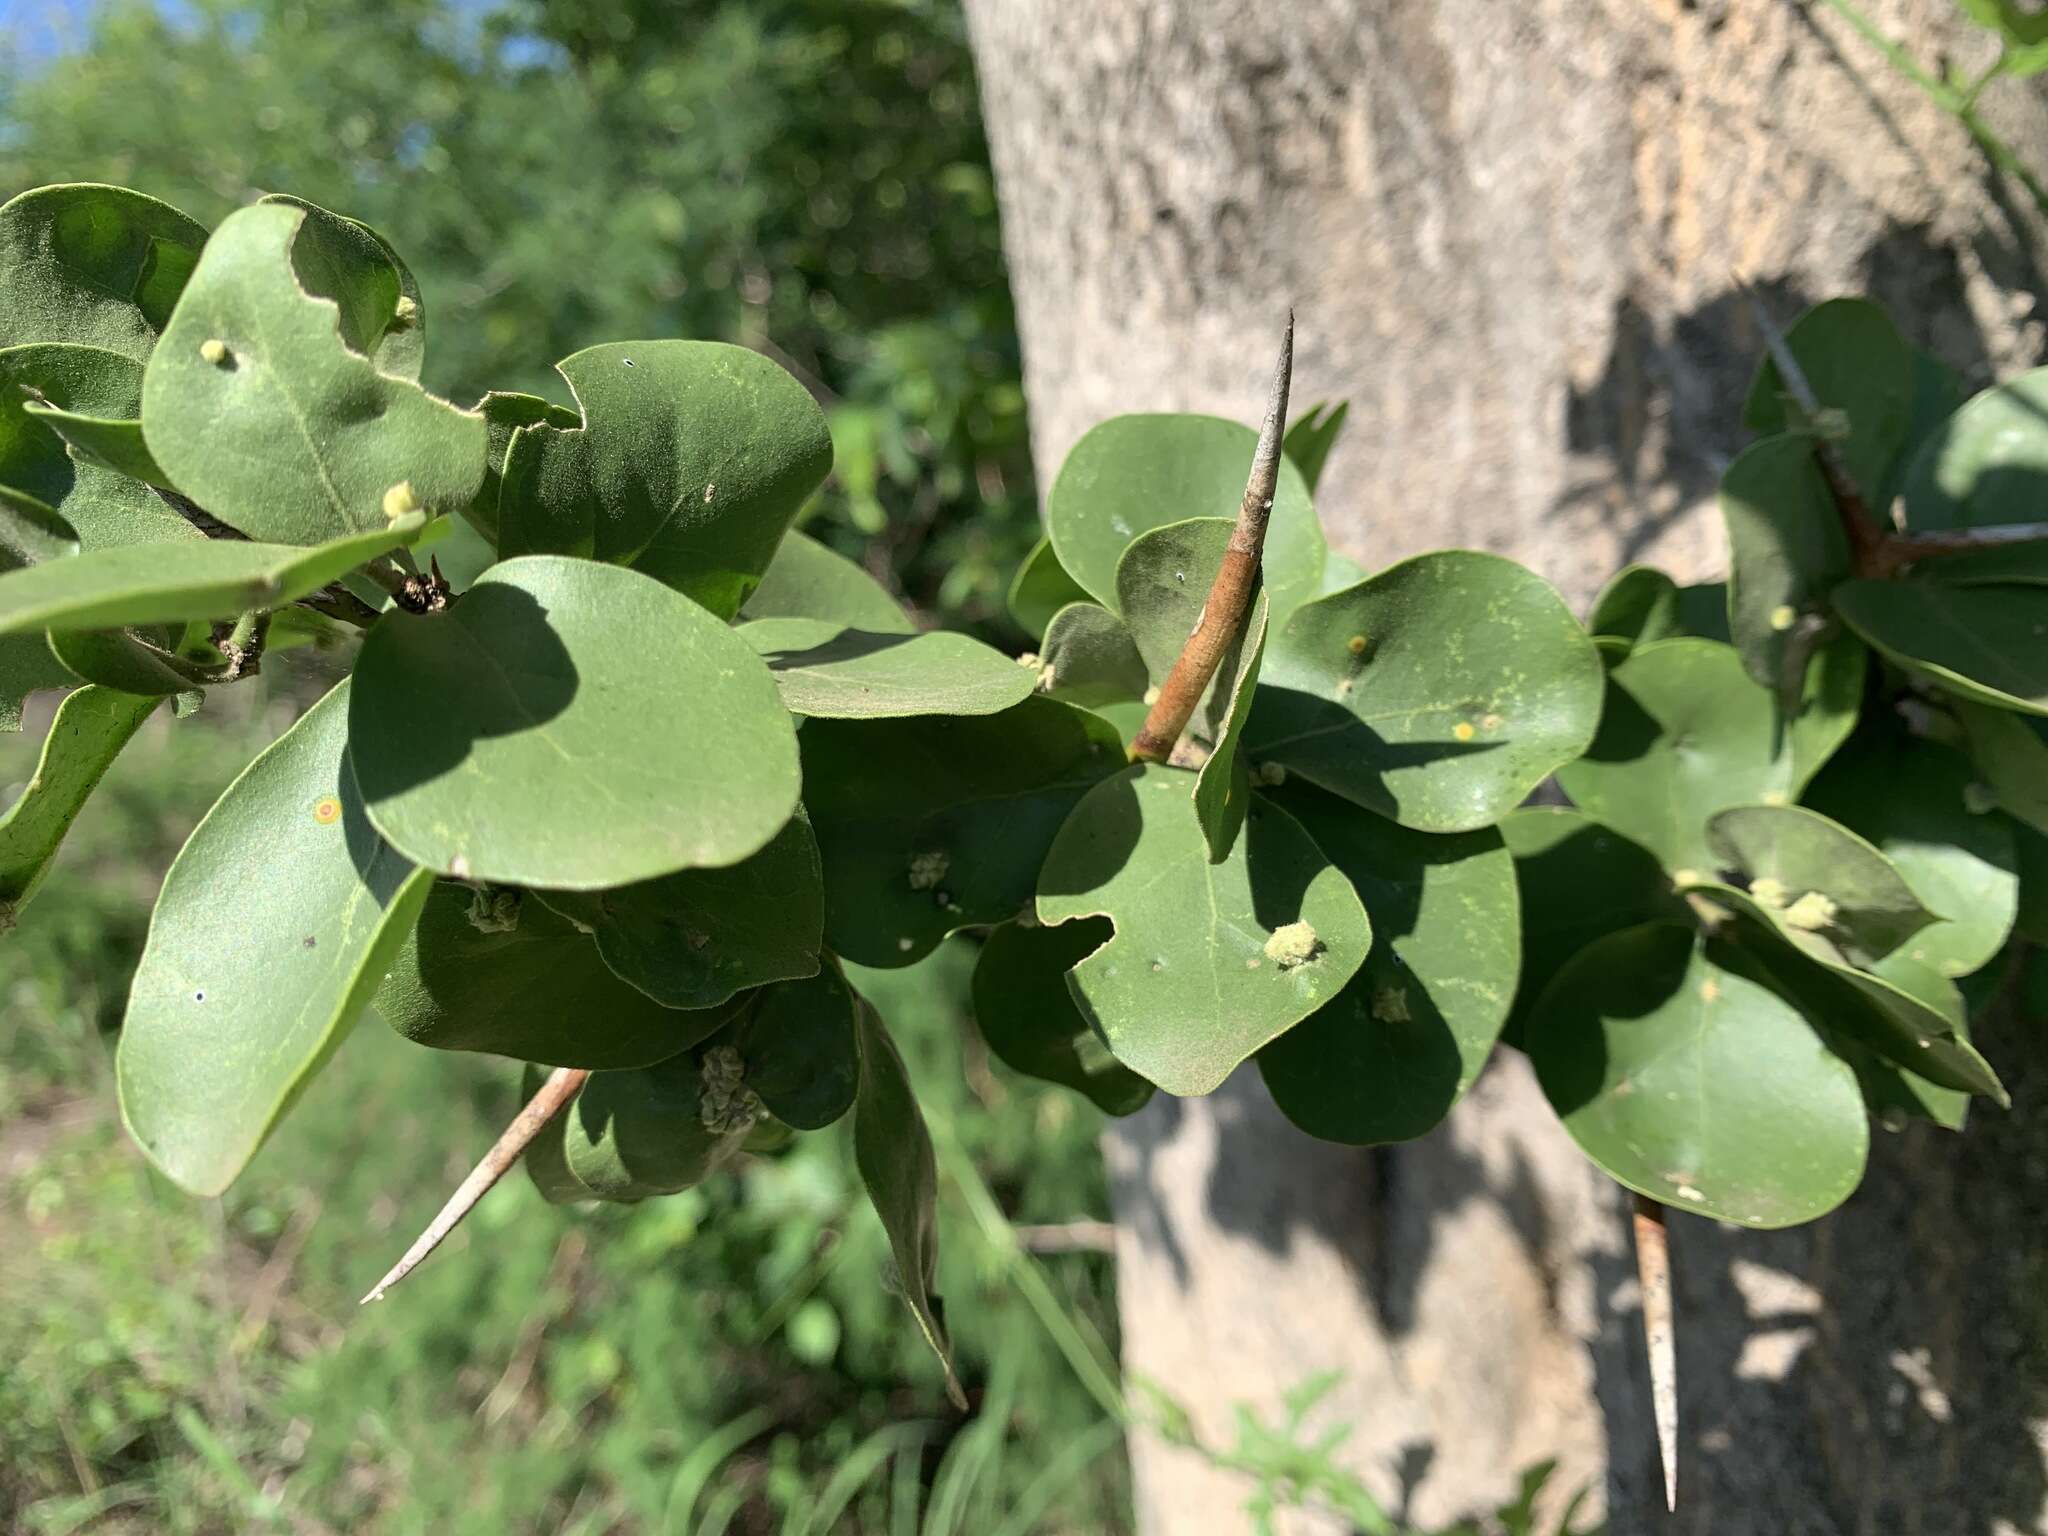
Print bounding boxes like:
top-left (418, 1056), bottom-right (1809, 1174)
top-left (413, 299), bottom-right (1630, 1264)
top-left (1588, 565), bottom-right (1680, 655)
top-left (0, 183), bottom-right (208, 359)
top-left (1704, 804), bottom-right (1939, 965)
top-left (142, 201), bottom-right (485, 544)
top-left (724, 962), bottom-right (861, 1130)
top-left (850, 999), bottom-right (964, 1408)
top-left (1190, 593), bottom-right (1269, 860)
top-left (1006, 536), bottom-right (1090, 641)
top-left (465, 390), bottom-right (580, 544)
top-left (0, 682), bottom-right (156, 920)
top-left (1046, 414), bottom-right (1325, 620)
top-left (1743, 297), bottom-right (1914, 502)
top-left (1255, 781), bottom-right (1517, 1144)
top-left (561, 1051), bottom-right (749, 1200)
top-left (1556, 637), bottom-right (1848, 874)
top-left (375, 879), bottom-right (742, 1068)
top-left (497, 340), bottom-right (833, 619)
top-left (0, 492), bottom-right (78, 570)
top-left (1719, 434), bottom-right (1851, 691)
top-left (1036, 601), bottom-right (1148, 709)
top-left (1528, 922), bottom-right (1868, 1228)
top-left (971, 918), bottom-right (1154, 1115)
top-left (114, 680), bottom-right (432, 1196)
top-left (740, 529), bottom-right (912, 634)
top-left (1958, 0), bottom-right (2048, 50)
top-left (1282, 399), bottom-right (1349, 497)
top-left (1247, 551), bottom-right (1604, 834)
top-left (1682, 878), bottom-right (2006, 1102)
top-left (1957, 699), bottom-right (2048, 834)
top-left (519, 1064), bottom-right (598, 1204)
top-left (351, 555), bottom-right (800, 889)
top-left (533, 810), bottom-right (823, 1011)
top-left (0, 632), bottom-right (74, 731)
top-left (0, 527), bottom-right (404, 637)
top-left (1498, 807), bottom-right (1688, 1048)
top-left (1035, 763), bottom-right (1371, 1096)
top-left (49, 623), bottom-right (220, 696)
top-left (738, 617), bottom-right (1037, 719)
top-left (0, 344), bottom-right (190, 549)
top-left (2017, 821), bottom-right (2048, 945)
top-left (1906, 538), bottom-right (2048, 586)
top-left (1804, 731), bottom-right (2018, 978)
top-left (1899, 364), bottom-right (2048, 530)
top-left (1826, 957), bottom-right (1972, 1132)
top-left (259, 193), bottom-right (424, 378)
top-left (1833, 579), bottom-right (2048, 715)
top-left (800, 696), bottom-right (1124, 966)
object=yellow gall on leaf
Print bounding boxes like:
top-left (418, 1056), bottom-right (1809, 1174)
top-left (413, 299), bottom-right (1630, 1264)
top-left (1346, 633), bottom-right (1368, 656)
top-left (382, 481), bottom-right (421, 521)
top-left (908, 850), bottom-right (950, 891)
top-left (1263, 921), bottom-right (1321, 969)
top-left (1750, 876), bottom-right (1791, 910)
top-left (1783, 890), bottom-right (1839, 932)
top-left (1769, 604), bottom-right (1798, 632)
top-left (1453, 721), bottom-right (1476, 742)
top-left (391, 294), bottom-right (420, 327)
top-left (199, 337), bottom-right (231, 366)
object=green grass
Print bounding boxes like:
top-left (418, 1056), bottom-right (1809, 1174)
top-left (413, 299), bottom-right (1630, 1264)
top-left (0, 663), bottom-right (1133, 1535)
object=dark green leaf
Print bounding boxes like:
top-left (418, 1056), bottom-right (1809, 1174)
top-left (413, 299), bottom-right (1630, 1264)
top-left (562, 1051), bottom-right (750, 1200)
top-left (740, 529), bottom-right (912, 634)
top-left (1587, 565), bottom-right (1681, 655)
top-left (0, 491), bottom-right (78, 571)
top-left (521, 1064), bottom-right (598, 1205)
top-left (850, 999), bottom-right (963, 1407)
top-left (0, 527), bottom-right (405, 637)
top-left (1006, 536), bottom-right (1090, 642)
top-left (1957, 699), bottom-right (2048, 834)
top-left (1498, 807), bottom-right (1688, 1048)
top-left (1833, 579), bottom-right (2048, 714)
top-left (1248, 551), bottom-right (1604, 833)
top-left (1804, 730), bottom-right (2018, 977)
top-left (0, 682), bottom-right (156, 921)
top-left (0, 632), bottom-right (74, 731)
top-left (1035, 764), bottom-right (1371, 1096)
top-left (375, 879), bottom-right (740, 1068)
top-left (142, 202), bottom-right (485, 544)
top-left (534, 811), bottom-right (823, 1011)
top-left (1556, 637), bottom-right (1852, 874)
top-left (800, 695), bottom-right (1124, 966)
top-left (0, 183), bottom-right (207, 358)
top-left (497, 341), bottom-right (833, 619)
top-left (48, 623), bottom-right (220, 696)
top-left (1899, 364), bottom-right (2048, 530)
top-left (1704, 804), bottom-right (1938, 965)
top-left (114, 681), bottom-right (431, 1196)
top-left (466, 390), bottom-right (580, 544)
top-left (1046, 414), bottom-right (1325, 620)
top-left (1744, 297), bottom-right (1914, 502)
top-left (738, 618), bottom-right (1036, 719)
top-left (1282, 399), bottom-right (1348, 497)
top-left (1036, 601), bottom-right (1148, 709)
top-left (1907, 538), bottom-right (2048, 586)
top-left (725, 962), bottom-right (861, 1130)
top-left (1719, 434), bottom-right (1851, 691)
top-left (352, 555), bottom-right (800, 889)
top-left (971, 918), bottom-right (1154, 1115)
top-left (1824, 957), bottom-right (1972, 1132)
top-left (1191, 593), bottom-right (1268, 861)
top-left (1256, 781), bottom-right (1517, 1144)
top-left (260, 193), bottom-right (424, 378)
top-left (1528, 923), bottom-right (1868, 1228)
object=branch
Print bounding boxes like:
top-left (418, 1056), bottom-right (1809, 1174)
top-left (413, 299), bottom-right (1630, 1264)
top-left (359, 1065), bottom-right (589, 1305)
top-left (1633, 1193), bottom-right (1679, 1513)
top-left (1128, 314), bottom-right (1295, 763)
top-left (295, 584), bottom-right (384, 631)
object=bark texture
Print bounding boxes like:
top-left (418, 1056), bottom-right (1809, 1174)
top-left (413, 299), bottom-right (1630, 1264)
top-left (962, 1), bottom-right (2048, 1531)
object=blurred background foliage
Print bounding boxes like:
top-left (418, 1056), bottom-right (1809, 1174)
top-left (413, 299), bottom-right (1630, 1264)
top-left (0, 0), bottom-right (1132, 1531)
top-left (0, 0), bottom-right (1039, 630)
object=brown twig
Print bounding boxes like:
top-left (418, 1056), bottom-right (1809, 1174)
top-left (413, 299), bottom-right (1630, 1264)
top-left (1633, 1193), bottom-right (1678, 1513)
top-left (295, 584), bottom-right (384, 631)
top-left (359, 1066), bottom-right (589, 1305)
top-left (1127, 314), bottom-right (1294, 764)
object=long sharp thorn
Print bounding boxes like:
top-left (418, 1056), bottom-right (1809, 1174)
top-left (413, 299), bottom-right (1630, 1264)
top-left (1633, 1192), bottom-right (1678, 1512)
top-left (359, 1065), bottom-right (590, 1305)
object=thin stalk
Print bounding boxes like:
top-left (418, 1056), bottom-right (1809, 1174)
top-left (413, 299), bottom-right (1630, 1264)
top-left (295, 585), bottom-right (383, 631)
top-left (1633, 1194), bottom-right (1678, 1513)
top-left (359, 1065), bottom-right (589, 1304)
top-left (1128, 315), bottom-right (1295, 763)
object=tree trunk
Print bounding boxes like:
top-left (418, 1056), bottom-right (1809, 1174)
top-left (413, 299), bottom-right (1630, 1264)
top-left (961, 2), bottom-right (2048, 1532)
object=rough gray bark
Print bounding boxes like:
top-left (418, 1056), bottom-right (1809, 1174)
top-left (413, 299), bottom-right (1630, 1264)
top-left (961, 2), bottom-right (2048, 1532)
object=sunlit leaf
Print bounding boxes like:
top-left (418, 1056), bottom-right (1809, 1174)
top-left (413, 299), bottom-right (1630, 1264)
top-left (1256, 780), bottom-right (1517, 1144)
top-left (1529, 923), bottom-right (1868, 1228)
top-left (0, 682), bottom-right (156, 921)
top-left (260, 192), bottom-right (424, 377)
top-left (465, 389), bottom-right (580, 543)
top-left (1035, 764), bottom-right (1370, 1097)
top-left (115, 682), bottom-right (431, 1196)
top-left (1036, 601), bottom-right (1147, 709)
top-left (1898, 363), bottom-right (2048, 530)
top-left (0, 344), bottom-right (188, 542)
top-left (1282, 399), bottom-right (1348, 497)
top-left (1704, 804), bottom-right (1938, 965)
top-left (0, 183), bottom-right (207, 358)
top-left (741, 529), bottom-right (912, 634)
top-left (1833, 579), bottom-right (2048, 715)
top-left (1006, 536), bottom-right (1090, 641)
top-left (738, 617), bottom-right (1036, 719)
top-left (1248, 551), bottom-right (1603, 833)
top-left (497, 340), bottom-right (833, 619)
top-left (351, 555), bottom-right (800, 889)
top-left (1743, 297), bottom-right (1914, 502)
